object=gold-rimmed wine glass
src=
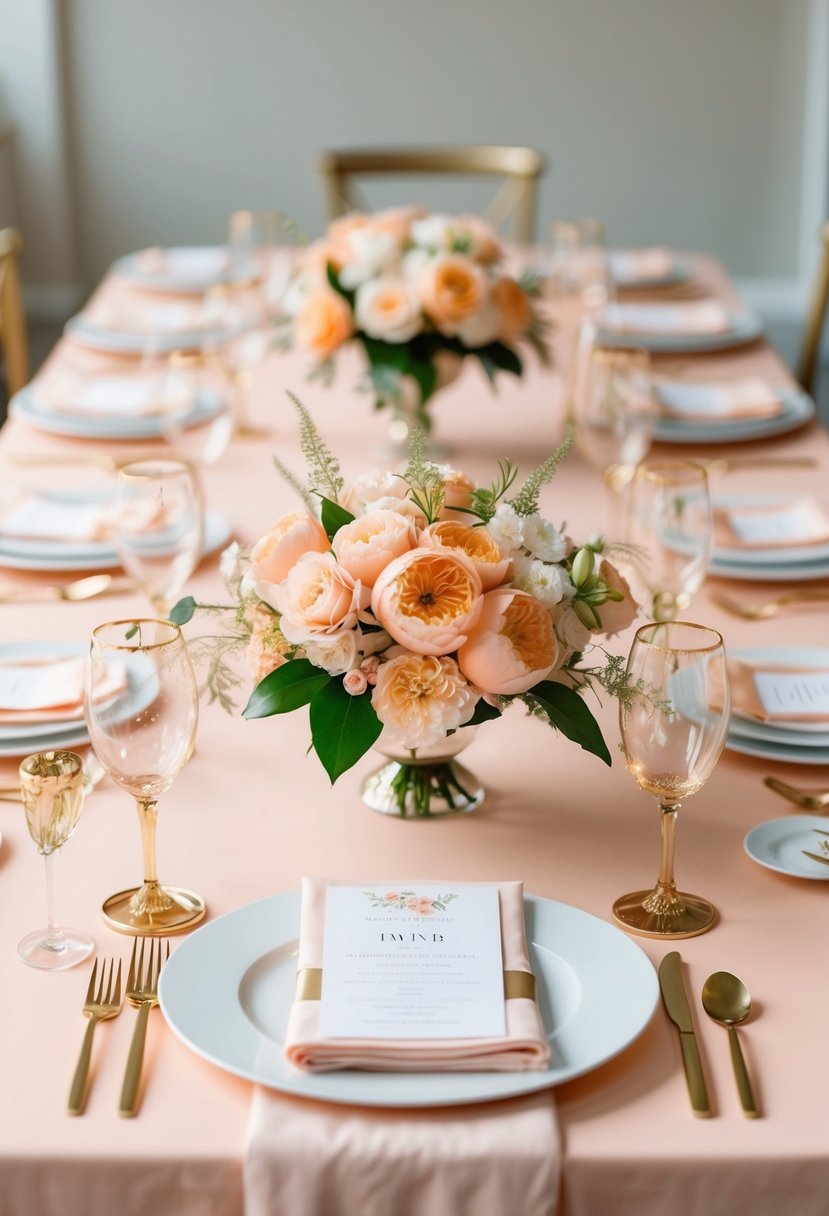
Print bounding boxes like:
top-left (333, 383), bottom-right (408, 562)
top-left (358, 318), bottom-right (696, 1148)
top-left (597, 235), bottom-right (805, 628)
top-left (84, 619), bottom-right (205, 935)
top-left (113, 458), bottom-right (204, 618)
top-left (18, 750), bottom-right (94, 970)
top-left (158, 350), bottom-right (234, 467)
top-left (613, 621), bottom-right (730, 939)
top-left (625, 459), bottom-right (712, 621)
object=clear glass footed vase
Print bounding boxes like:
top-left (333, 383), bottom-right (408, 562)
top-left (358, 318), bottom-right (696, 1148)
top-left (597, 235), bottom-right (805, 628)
top-left (361, 728), bottom-right (484, 818)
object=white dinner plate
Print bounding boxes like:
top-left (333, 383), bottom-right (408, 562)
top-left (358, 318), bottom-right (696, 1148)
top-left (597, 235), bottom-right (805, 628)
top-left (728, 716), bottom-right (829, 747)
top-left (65, 313), bottom-right (242, 355)
top-left (744, 815), bottom-right (829, 880)
top-left (159, 890), bottom-right (658, 1108)
top-left (712, 495), bottom-right (829, 566)
top-left (0, 509), bottom-right (232, 572)
top-left (709, 553), bottom-right (829, 582)
top-left (0, 639), bottom-right (160, 756)
top-left (653, 387), bottom-right (814, 445)
top-left (114, 246), bottom-right (257, 294)
top-left (724, 646), bottom-right (829, 765)
top-left (609, 251), bottom-right (693, 291)
top-left (11, 383), bottom-right (226, 441)
top-left (596, 309), bottom-right (764, 355)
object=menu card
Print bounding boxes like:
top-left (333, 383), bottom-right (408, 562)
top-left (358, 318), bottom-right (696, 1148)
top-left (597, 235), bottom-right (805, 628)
top-left (753, 671), bottom-right (829, 718)
top-left (724, 499), bottom-right (829, 547)
top-left (318, 884), bottom-right (506, 1040)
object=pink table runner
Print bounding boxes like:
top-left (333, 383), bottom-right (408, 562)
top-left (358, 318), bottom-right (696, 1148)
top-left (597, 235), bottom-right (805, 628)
top-left (1, 256), bottom-right (828, 1216)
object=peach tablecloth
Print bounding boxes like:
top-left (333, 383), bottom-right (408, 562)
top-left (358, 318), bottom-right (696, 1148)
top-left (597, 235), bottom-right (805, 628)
top-left (1, 256), bottom-right (828, 1216)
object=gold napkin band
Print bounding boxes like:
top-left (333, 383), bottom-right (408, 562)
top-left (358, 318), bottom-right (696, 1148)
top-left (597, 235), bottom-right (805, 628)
top-left (295, 967), bottom-right (536, 1002)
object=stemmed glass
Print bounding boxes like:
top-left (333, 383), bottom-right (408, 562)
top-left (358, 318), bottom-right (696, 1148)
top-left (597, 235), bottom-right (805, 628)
top-left (625, 459), bottom-right (712, 621)
top-left (113, 458), bottom-right (204, 618)
top-left (84, 619), bottom-right (204, 935)
top-left (158, 350), bottom-right (234, 468)
top-left (18, 750), bottom-right (94, 970)
top-left (614, 621), bottom-right (730, 939)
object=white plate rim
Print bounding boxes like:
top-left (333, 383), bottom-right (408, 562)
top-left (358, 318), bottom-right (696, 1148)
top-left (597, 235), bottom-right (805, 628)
top-left (64, 313), bottom-right (242, 355)
top-left (10, 383), bottom-right (225, 441)
top-left (653, 386), bottom-right (813, 445)
top-left (744, 815), bottom-right (829, 880)
top-left (609, 252), bottom-right (693, 291)
top-left (596, 309), bottom-right (764, 354)
top-left (712, 493), bottom-right (829, 565)
top-left (114, 247), bottom-right (257, 294)
top-left (158, 890), bottom-right (659, 1109)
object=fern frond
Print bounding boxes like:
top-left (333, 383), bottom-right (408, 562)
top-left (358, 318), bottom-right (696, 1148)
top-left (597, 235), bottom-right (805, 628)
top-left (272, 456), bottom-right (317, 513)
top-left (286, 390), bottom-right (344, 502)
top-left (509, 425), bottom-right (574, 516)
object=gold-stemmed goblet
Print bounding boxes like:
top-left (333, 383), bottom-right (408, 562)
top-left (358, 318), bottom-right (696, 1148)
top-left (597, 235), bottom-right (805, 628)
top-left (84, 619), bottom-right (205, 935)
top-left (18, 750), bottom-right (94, 970)
top-left (613, 621), bottom-right (730, 939)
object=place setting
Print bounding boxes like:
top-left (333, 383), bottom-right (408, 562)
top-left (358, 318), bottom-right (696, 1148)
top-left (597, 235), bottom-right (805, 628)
top-left (720, 646), bottom-right (829, 766)
top-left (651, 376), bottom-right (814, 445)
top-left (708, 493), bottom-right (829, 582)
top-left (596, 298), bottom-right (765, 354)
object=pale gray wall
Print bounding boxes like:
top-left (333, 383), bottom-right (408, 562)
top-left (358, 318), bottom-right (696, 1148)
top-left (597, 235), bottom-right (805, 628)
top-left (56, 0), bottom-right (810, 289)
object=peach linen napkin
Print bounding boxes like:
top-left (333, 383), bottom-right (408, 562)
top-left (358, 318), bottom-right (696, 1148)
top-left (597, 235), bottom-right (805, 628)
top-left (713, 498), bottom-right (829, 550)
top-left (0, 655), bottom-right (127, 725)
top-left (657, 377), bottom-right (783, 421)
top-left (727, 658), bottom-right (829, 724)
top-left (609, 247), bottom-right (675, 282)
top-left (601, 300), bottom-right (731, 335)
top-left (284, 877), bottom-right (550, 1072)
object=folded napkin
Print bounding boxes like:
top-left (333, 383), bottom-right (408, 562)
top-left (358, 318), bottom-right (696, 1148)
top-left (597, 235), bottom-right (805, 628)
top-left (0, 491), bottom-right (112, 543)
top-left (284, 878), bottom-right (550, 1073)
top-left (609, 247), bottom-right (675, 282)
top-left (714, 498), bottom-right (829, 550)
top-left (39, 373), bottom-right (195, 418)
top-left (245, 1087), bottom-right (560, 1216)
top-left (82, 299), bottom-right (208, 336)
top-left (658, 377), bottom-right (782, 421)
top-left (727, 658), bottom-right (829, 724)
top-left (602, 300), bottom-right (731, 335)
top-left (0, 655), bottom-right (127, 725)
top-left (132, 245), bottom-right (230, 282)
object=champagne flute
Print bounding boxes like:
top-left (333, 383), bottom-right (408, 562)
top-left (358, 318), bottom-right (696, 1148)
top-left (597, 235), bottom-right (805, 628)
top-left (113, 458), bottom-right (204, 618)
top-left (614, 621), bottom-right (730, 939)
top-left (85, 619), bottom-right (205, 935)
top-left (625, 460), bottom-right (712, 621)
top-left (18, 750), bottom-right (94, 970)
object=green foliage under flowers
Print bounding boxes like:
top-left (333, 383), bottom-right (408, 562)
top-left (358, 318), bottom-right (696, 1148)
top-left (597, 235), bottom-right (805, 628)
top-left (520, 681), bottom-right (612, 766)
top-left (509, 426), bottom-right (575, 518)
top-left (319, 496), bottom-right (355, 541)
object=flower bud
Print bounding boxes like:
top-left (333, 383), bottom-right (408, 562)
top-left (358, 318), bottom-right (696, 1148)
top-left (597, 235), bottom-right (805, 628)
top-left (571, 547), bottom-right (596, 589)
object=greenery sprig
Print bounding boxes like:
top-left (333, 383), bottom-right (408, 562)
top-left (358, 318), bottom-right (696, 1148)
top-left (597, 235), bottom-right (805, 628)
top-left (287, 390), bottom-right (344, 504)
top-left (509, 425), bottom-right (575, 517)
top-left (398, 426), bottom-right (445, 524)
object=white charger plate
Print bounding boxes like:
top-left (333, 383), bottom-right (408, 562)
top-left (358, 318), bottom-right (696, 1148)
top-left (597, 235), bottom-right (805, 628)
top-left (0, 639), bottom-right (160, 757)
top-left (158, 890), bottom-right (658, 1109)
top-left (653, 387), bottom-right (813, 445)
top-left (596, 309), bottom-right (764, 355)
top-left (744, 815), bottom-right (829, 880)
top-left (114, 246), bottom-right (257, 294)
top-left (609, 251), bottom-right (692, 291)
top-left (11, 383), bottom-right (226, 441)
top-left (0, 509), bottom-right (231, 572)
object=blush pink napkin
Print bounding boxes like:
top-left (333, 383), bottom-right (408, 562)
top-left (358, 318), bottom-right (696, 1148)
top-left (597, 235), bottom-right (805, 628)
top-left (602, 300), bottom-right (731, 335)
top-left (284, 878), bottom-right (550, 1073)
top-left (727, 658), bottom-right (829, 724)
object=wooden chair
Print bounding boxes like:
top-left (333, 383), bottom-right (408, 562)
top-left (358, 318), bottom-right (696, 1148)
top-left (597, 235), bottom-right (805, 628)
top-left (318, 146), bottom-right (545, 243)
top-left (798, 221), bottom-right (829, 397)
top-left (0, 228), bottom-right (28, 398)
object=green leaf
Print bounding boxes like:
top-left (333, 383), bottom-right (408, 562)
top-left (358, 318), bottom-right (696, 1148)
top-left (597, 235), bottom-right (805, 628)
top-left (478, 341), bottom-right (523, 376)
top-left (243, 659), bottom-right (331, 719)
top-left (309, 678), bottom-right (383, 783)
top-left (524, 680), bottom-right (612, 766)
top-left (319, 496), bottom-right (355, 540)
top-left (477, 352), bottom-right (497, 385)
top-left (463, 698), bottom-right (502, 727)
top-left (169, 596), bottom-right (197, 626)
top-left (325, 262), bottom-right (355, 308)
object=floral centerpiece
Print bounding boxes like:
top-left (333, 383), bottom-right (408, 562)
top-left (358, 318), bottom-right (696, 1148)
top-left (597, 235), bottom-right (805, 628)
top-left (280, 208), bottom-right (549, 432)
top-left (173, 397), bottom-right (639, 817)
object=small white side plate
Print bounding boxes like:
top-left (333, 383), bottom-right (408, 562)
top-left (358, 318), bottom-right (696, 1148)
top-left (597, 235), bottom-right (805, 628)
top-left (744, 815), bottom-right (829, 880)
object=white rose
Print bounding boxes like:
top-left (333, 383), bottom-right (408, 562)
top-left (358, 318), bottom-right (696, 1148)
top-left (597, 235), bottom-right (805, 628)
top-left (219, 541), bottom-right (247, 589)
top-left (486, 503), bottom-right (524, 554)
top-left (338, 228), bottom-right (400, 289)
top-left (282, 273), bottom-right (314, 318)
top-left (522, 515), bottom-right (567, 563)
top-left (553, 602), bottom-right (591, 654)
top-left (303, 630), bottom-right (359, 675)
top-left (401, 247), bottom-right (432, 281)
top-left (513, 558), bottom-right (573, 608)
top-left (456, 298), bottom-right (502, 348)
top-left (354, 278), bottom-right (422, 344)
top-left (411, 214), bottom-right (454, 250)
top-left (344, 469), bottom-right (408, 513)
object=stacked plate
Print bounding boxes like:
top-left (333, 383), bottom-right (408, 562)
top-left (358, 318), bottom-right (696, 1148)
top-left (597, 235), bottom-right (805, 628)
top-left (710, 494), bottom-right (829, 582)
top-left (11, 380), bottom-right (227, 441)
top-left (608, 248), bottom-right (693, 291)
top-left (654, 382), bottom-right (814, 445)
top-left (726, 646), bottom-right (829, 766)
top-left (0, 640), bottom-right (158, 758)
top-left (114, 246), bottom-right (257, 295)
top-left (596, 300), bottom-right (764, 354)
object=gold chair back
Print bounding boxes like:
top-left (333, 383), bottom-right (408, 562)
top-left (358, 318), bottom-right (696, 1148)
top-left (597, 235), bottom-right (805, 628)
top-left (0, 228), bottom-right (29, 398)
top-left (798, 221), bottom-right (829, 397)
top-left (318, 146), bottom-right (545, 243)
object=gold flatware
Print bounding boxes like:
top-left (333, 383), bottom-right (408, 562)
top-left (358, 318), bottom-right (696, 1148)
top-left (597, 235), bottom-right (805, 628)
top-left (0, 574), bottom-right (135, 605)
top-left (68, 957), bottom-right (123, 1115)
top-left (709, 588), bottom-right (829, 621)
top-left (802, 849), bottom-right (829, 866)
top-left (763, 776), bottom-right (829, 811)
top-left (658, 951), bottom-right (712, 1117)
top-left (701, 972), bottom-right (759, 1118)
top-left (119, 937), bottom-right (169, 1117)
top-left (699, 455), bottom-right (817, 477)
top-left (7, 451), bottom-right (157, 472)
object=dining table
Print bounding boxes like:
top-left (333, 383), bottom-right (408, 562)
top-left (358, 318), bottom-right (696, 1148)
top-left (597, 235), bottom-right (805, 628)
top-left (1, 252), bottom-right (828, 1216)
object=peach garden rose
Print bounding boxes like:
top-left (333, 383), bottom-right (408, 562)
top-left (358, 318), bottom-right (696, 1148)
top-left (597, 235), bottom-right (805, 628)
top-left (251, 511), bottom-right (330, 587)
top-left (371, 549), bottom-right (483, 655)
top-left (272, 551), bottom-right (361, 643)
top-left (332, 509), bottom-right (416, 587)
top-left (372, 652), bottom-right (477, 750)
top-left (457, 588), bottom-right (558, 695)
top-left (295, 289), bottom-right (354, 359)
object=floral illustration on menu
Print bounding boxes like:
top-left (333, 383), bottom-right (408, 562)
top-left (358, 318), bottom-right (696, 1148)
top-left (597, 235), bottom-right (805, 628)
top-left (364, 891), bottom-right (458, 914)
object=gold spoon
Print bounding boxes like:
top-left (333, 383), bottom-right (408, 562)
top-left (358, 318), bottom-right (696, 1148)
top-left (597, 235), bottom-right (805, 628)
top-left (0, 574), bottom-right (135, 605)
top-left (763, 776), bottom-right (829, 811)
top-left (701, 972), bottom-right (759, 1118)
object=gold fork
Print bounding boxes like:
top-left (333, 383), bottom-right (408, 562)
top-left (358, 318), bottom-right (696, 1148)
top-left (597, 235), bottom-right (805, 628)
top-left (68, 957), bottom-right (123, 1115)
top-left (0, 574), bottom-right (135, 605)
top-left (764, 776), bottom-right (829, 811)
top-left (120, 937), bottom-right (169, 1117)
top-left (709, 588), bottom-right (829, 621)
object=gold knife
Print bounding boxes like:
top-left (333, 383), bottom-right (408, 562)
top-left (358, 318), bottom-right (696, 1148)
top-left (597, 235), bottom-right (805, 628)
top-left (658, 951), bottom-right (712, 1117)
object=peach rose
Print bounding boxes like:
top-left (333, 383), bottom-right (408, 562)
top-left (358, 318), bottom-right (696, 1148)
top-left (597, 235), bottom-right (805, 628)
top-left (371, 549), bottom-right (483, 655)
top-left (491, 276), bottom-right (532, 342)
top-left (354, 278), bottom-right (422, 343)
top-left (417, 254), bottom-right (486, 335)
top-left (439, 467), bottom-right (475, 517)
top-left (373, 205), bottom-right (428, 244)
top-left (295, 289), bottom-right (354, 359)
top-left (251, 511), bottom-right (330, 587)
top-left (592, 560), bottom-right (639, 636)
top-left (332, 509), bottom-right (416, 587)
top-left (384, 891), bottom-right (400, 902)
top-left (343, 669), bottom-right (369, 696)
top-left (419, 521), bottom-right (511, 591)
top-left (272, 551), bottom-right (360, 643)
top-left (372, 653), bottom-right (477, 750)
top-left (457, 588), bottom-right (558, 695)
top-left (407, 896), bottom-right (435, 915)
top-left (457, 215), bottom-right (503, 264)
